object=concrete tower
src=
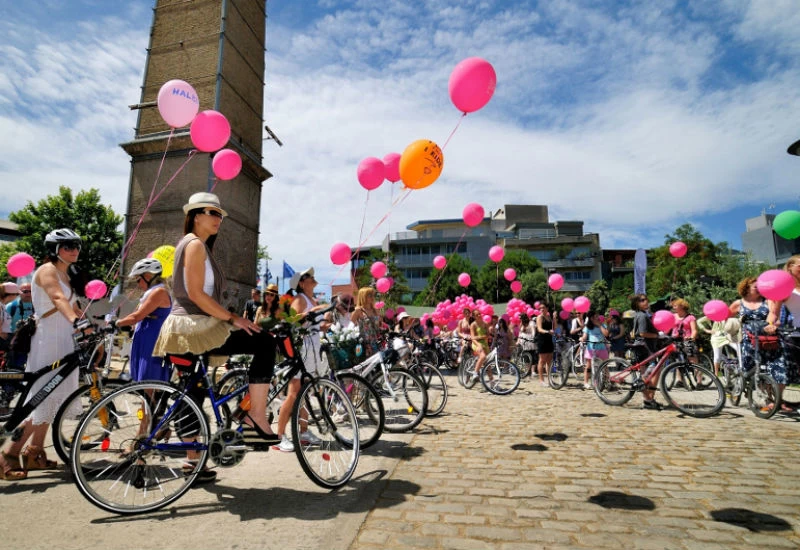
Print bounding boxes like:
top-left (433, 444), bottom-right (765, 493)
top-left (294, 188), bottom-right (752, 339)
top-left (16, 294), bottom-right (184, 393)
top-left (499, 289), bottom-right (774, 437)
top-left (121, 0), bottom-right (271, 310)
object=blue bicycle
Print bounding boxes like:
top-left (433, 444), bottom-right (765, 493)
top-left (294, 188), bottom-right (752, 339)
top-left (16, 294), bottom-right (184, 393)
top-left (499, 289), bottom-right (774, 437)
top-left (69, 310), bottom-right (359, 515)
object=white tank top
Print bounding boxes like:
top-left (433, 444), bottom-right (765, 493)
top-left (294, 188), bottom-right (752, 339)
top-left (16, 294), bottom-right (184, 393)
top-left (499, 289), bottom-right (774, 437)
top-left (784, 288), bottom-right (800, 328)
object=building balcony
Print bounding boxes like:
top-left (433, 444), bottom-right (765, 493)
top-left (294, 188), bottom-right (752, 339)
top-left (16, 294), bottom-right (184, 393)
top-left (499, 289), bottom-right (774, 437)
top-left (503, 233), bottom-right (598, 246)
top-left (541, 258), bottom-right (598, 268)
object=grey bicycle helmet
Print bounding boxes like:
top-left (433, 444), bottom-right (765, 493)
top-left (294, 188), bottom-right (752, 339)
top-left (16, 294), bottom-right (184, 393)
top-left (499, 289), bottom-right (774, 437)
top-left (44, 228), bottom-right (82, 256)
top-left (128, 258), bottom-right (163, 278)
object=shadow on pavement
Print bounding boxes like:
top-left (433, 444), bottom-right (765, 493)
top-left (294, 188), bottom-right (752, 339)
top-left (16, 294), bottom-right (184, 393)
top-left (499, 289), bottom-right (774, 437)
top-left (511, 443), bottom-right (548, 452)
top-left (361, 440), bottom-right (426, 461)
top-left (535, 432), bottom-right (568, 442)
top-left (580, 412), bottom-right (607, 418)
top-left (588, 491), bottom-right (655, 511)
top-left (710, 507), bottom-right (792, 532)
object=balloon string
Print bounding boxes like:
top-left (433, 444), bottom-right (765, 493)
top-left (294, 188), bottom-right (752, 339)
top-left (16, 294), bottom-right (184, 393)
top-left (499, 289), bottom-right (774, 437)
top-left (210, 177), bottom-right (219, 193)
top-left (419, 227), bottom-right (469, 306)
top-left (441, 112), bottom-right (466, 151)
top-left (120, 150), bottom-right (197, 267)
top-left (358, 190), bottom-right (370, 250)
top-left (325, 186), bottom-right (413, 287)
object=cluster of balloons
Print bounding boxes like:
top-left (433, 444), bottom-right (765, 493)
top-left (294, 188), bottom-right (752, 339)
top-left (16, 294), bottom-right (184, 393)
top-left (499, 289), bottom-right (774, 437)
top-left (506, 298), bottom-right (538, 325)
top-left (421, 295), bottom-right (496, 329)
top-left (561, 295), bottom-right (591, 314)
top-left (357, 153), bottom-right (401, 191)
top-left (384, 305), bottom-right (406, 321)
top-left (156, 80), bottom-right (241, 181)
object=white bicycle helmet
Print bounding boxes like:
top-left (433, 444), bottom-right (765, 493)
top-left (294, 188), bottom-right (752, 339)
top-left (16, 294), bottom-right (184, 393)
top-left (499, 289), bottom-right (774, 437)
top-left (128, 258), bottom-right (163, 278)
top-left (44, 228), bottom-right (82, 256)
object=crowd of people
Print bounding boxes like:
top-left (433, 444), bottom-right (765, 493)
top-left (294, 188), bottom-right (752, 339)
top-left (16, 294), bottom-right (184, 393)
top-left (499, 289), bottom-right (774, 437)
top-left (3, 189), bottom-right (800, 482)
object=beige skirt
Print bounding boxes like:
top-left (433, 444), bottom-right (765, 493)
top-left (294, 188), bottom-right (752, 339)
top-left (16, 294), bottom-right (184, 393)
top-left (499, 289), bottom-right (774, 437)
top-left (153, 314), bottom-right (236, 356)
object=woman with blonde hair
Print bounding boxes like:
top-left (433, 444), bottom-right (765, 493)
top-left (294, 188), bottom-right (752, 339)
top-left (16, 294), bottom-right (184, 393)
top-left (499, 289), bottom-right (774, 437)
top-left (350, 287), bottom-right (383, 356)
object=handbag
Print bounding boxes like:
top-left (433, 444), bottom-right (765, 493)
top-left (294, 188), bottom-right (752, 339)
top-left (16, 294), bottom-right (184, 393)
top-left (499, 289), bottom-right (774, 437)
top-left (9, 306), bottom-right (58, 355)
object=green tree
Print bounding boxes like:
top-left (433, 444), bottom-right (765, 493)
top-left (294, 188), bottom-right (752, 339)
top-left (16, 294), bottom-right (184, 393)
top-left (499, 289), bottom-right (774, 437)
top-left (475, 249), bottom-right (542, 303)
top-left (0, 242), bottom-right (20, 281)
top-left (648, 224), bottom-right (725, 298)
top-left (584, 279), bottom-right (610, 314)
top-left (8, 186), bottom-right (123, 285)
top-left (518, 270), bottom-right (548, 305)
top-left (414, 253), bottom-right (477, 306)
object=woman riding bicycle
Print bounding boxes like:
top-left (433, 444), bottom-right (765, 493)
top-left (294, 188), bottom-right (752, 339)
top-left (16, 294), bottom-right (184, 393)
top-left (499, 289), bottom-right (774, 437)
top-left (152, 192), bottom-right (279, 482)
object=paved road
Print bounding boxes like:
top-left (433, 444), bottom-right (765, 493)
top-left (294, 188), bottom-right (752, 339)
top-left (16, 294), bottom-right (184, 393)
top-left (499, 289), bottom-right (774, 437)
top-left (3, 373), bottom-right (800, 549)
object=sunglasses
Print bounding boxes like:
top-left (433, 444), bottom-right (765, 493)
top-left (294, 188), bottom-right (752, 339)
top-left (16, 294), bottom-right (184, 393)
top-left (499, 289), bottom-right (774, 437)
top-left (21, 290), bottom-right (31, 294)
top-left (203, 209), bottom-right (225, 219)
top-left (61, 243), bottom-right (81, 252)
top-left (265, 291), bottom-right (278, 297)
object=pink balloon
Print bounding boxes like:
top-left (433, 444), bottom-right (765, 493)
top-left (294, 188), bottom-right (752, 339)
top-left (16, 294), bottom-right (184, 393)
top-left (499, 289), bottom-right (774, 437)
top-left (462, 203), bottom-right (485, 227)
top-left (6, 252), bottom-right (35, 277)
top-left (212, 148), bottom-right (242, 180)
top-left (157, 79), bottom-right (199, 128)
top-left (534, 301), bottom-right (541, 308)
top-left (703, 300), bottom-right (729, 322)
top-left (548, 273), bottom-right (564, 291)
top-left (669, 241), bottom-right (688, 258)
top-left (458, 273), bottom-right (471, 287)
top-left (756, 269), bottom-right (795, 301)
top-left (370, 261), bottom-right (387, 279)
top-left (559, 310), bottom-right (570, 320)
top-left (652, 310), bottom-right (676, 332)
top-left (190, 110), bottom-right (231, 152)
top-left (488, 246), bottom-right (505, 263)
top-left (433, 326), bottom-right (441, 336)
top-left (376, 277), bottom-right (391, 293)
top-left (374, 301), bottom-right (385, 309)
top-left (510, 280), bottom-right (522, 293)
top-left (447, 319), bottom-right (458, 331)
top-left (533, 309), bottom-right (540, 316)
top-left (357, 157), bottom-right (385, 191)
top-left (385, 308), bottom-right (395, 320)
top-left (396, 306), bottom-right (406, 313)
top-left (433, 255), bottom-right (447, 269)
top-left (574, 296), bottom-right (591, 314)
top-left (503, 268), bottom-right (516, 281)
top-left (561, 297), bottom-right (574, 312)
top-left (482, 315), bottom-right (492, 323)
top-left (383, 153), bottom-right (401, 183)
top-left (448, 57), bottom-right (497, 114)
top-left (85, 279), bottom-right (108, 301)
top-left (329, 242), bottom-right (351, 265)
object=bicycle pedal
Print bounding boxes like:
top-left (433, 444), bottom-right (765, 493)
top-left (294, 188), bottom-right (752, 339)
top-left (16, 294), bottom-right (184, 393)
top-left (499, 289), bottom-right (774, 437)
top-left (631, 380), bottom-right (645, 391)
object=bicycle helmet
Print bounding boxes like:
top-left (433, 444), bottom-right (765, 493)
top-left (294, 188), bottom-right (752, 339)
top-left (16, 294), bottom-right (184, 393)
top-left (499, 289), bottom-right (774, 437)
top-left (44, 228), bottom-right (82, 256)
top-left (128, 258), bottom-right (163, 278)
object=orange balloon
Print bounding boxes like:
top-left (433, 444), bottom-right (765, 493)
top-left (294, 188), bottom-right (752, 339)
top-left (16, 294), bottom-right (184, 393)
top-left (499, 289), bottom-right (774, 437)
top-left (399, 139), bottom-right (444, 190)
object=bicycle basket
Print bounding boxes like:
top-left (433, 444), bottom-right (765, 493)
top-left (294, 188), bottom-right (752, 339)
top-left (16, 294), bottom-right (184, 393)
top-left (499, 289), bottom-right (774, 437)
top-left (322, 340), bottom-right (364, 370)
top-left (746, 332), bottom-right (780, 351)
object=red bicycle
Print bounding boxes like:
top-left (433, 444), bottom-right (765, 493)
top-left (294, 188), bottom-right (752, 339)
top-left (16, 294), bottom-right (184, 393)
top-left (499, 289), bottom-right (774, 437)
top-left (593, 337), bottom-right (726, 418)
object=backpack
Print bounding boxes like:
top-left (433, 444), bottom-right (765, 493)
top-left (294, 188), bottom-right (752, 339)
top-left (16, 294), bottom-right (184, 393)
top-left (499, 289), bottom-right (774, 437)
top-left (9, 306), bottom-right (58, 355)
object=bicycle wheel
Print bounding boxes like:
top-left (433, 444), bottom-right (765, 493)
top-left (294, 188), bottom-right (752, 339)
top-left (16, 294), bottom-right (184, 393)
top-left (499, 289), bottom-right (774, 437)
top-left (481, 360), bottom-right (520, 395)
top-left (461, 357), bottom-right (479, 389)
top-left (292, 378), bottom-right (359, 489)
top-left (410, 362), bottom-right (448, 416)
top-left (571, 347), bottom-right (585, 379)
top-left (52, 379), bottom-right (127, 465)
top-left (334, 372), bottom-right (385, 448)
top-left (548, 353), bottom-right (569, 389)
top-left (0, 378), bottom-right (25, 421)
top-left (516, 351), bottom-right (534, 378)
top-left (720, 359), bottom-right (744, 406)
top-left (748, 373), bottom-right (781, 419)
top-left (371, 368), bottom-right (428, 433)
top-left (660, 362), bottom-right (725, 418)
top-left (418, 349), bottom-right (438, 367)
top-left (593, 358), bottom-right (637, 406)
top-left (71, 382), bottom-right (210, 515)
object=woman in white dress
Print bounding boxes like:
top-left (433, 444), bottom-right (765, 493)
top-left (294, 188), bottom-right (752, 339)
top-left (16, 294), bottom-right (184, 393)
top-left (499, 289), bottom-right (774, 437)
top-left (1, 229), bottom-right (85, 480)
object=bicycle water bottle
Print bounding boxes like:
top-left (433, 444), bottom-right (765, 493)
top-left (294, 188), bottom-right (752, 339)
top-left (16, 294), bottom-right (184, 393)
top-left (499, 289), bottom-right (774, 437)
top-left (232, 392), bottom-right (252, 422)
top-left (643, 361), bottom-right (657, 380)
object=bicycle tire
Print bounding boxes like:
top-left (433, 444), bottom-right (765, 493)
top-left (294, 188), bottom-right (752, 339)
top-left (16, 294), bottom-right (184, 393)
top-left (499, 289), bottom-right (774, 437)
top-left (52, 379), bottom-right (127, 465)
top-left (570, 346), bottom-right (585, 378)
top-left (370, 368), bottom-right (428, 433)
top-left (419, 350), bottom-right (438, 368)
top-left (748, 373), bottom-right (781, 419)
top-left (461, 357), bottom-right (479, 389)
top-left (409, 362), bottom-right (448, 416)
top-left (0, 378), bottom-right (25, 421)
top-left (593, 358), bottom-right (637, 406)
top-left (334, 372), bottom-right (385, 448)
top-left (659, 362), bottom-right (725, 418)
top-left (481, 360), bottom-right (520, 395)
top-left (71, 382), bottom-right (210, 515)
top-left (516, 351), bottom-right (534, 378)
top-left (292, 378), bottom-right (359, 489)
top-left (548, 354), bottom-right (569, 389)
top-left (720, 359), bottom-right (744, 406)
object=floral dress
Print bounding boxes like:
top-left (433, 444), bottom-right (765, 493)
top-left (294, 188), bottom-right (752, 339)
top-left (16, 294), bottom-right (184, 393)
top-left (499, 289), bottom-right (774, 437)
top-left (740, 301), bottom-right (788, 384)
top-left (356, 309), bottom-right (383, 357)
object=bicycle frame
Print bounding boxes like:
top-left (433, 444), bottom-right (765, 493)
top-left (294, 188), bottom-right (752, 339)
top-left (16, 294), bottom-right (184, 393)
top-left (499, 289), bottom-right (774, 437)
top-left (613, 341), bottom-right (679, 388)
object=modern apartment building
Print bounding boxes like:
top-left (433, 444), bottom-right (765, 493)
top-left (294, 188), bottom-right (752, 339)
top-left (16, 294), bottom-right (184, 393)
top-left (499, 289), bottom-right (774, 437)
top-left (741, 213), bottom-right (800, 267)
top-left (360, 205), bottom-right (604, 298)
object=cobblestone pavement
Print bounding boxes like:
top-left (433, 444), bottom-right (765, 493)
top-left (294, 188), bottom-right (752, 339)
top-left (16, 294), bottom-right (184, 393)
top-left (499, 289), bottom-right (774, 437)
top-left (351, 373), bottom-right (800, 550)
top-left (3, 372), bottom-right (799, 549)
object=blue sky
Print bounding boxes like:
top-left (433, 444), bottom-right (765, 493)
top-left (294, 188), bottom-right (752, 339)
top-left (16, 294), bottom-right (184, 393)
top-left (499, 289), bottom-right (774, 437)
top-left (1, 0), bottom-right (799, 291)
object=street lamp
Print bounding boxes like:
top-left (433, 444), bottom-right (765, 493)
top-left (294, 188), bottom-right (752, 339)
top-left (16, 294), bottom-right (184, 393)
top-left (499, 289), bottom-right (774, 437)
top-left (788, 139), bottom-right (800, 156)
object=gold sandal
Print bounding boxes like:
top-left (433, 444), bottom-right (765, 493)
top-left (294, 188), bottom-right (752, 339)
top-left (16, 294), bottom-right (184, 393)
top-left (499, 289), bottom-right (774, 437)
top-left (21, 445), bottom-right (59, 471)
top-left (0, 451), bottom-right (27, 481)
